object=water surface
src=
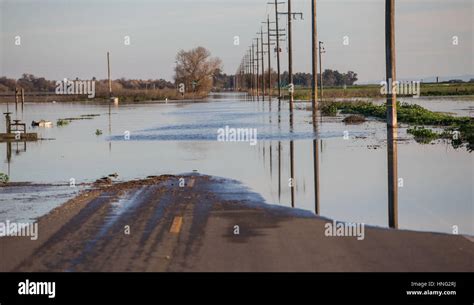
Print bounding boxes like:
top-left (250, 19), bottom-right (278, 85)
top-left (1, 94), bottom-right (472, 235)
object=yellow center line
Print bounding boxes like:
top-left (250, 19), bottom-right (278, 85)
top-left (170, 216), bottom-right (183, 234)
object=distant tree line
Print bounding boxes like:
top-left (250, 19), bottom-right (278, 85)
top-left (281, 70), bottom-right (358, 87)
top-left (0, 74), bottom-right (174, 92)
top-left (213, 69), bottom-right (360, 91)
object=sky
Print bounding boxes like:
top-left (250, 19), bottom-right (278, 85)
top-left (1, 0), bottom-right (473, 83)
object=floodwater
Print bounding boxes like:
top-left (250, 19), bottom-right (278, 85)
top-left (1, 93), bottom-right (473, 235)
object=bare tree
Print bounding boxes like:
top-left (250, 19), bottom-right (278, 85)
top-left (174, 47), bottom-right (222, 94)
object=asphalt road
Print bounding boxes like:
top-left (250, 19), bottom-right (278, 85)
top-left (2, 175), bottom-right (473, 272)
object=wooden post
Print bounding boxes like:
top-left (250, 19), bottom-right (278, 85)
top-left (385, 0), bottom-right (398, 228)
top-left (21, 88), bottom-right (25, 107)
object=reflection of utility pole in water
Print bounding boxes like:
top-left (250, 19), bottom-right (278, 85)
top-left (312, 117), bottom-right (321, 215)
top-left (386, 0), bottom-right (398, 228)
top-left (278, 141), bottom-right (281, 203)
top-left (6, 141), bottom-right (12, 176)
top-left (387, 127), bottom-right (398, 228)
top-left (269, 141), bottom-right (273, 176)
top-left (290, 140), bottom-right (295, 208)
top-left (289, 107), bottom-right (295, 208)
top-left (108, 103), bottom-right (112, 152)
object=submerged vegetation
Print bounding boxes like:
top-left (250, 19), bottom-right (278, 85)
top-left (56, 114), bottom-right (100, 127)
top-left (407, 126), bottom-right (440, 144)
top-left (56, 119), bottom-right (69, 127)
top-left (0, 173), bottom-right (9, 184)
top-left (320, 102), bottom-right (338, 116)
top-left (323, 101), bottom-right (473, 151)
top-left (343, 114), bottom-right (366, 124)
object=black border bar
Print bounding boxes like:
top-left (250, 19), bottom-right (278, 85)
top-left (0, 272), bottom-right (472, 305)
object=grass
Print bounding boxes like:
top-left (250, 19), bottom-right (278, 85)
top-left (320, 102), bottom-right (338, 116)
top-left (107, 89), bottom-right (207, 102)
top-left (293, 83), bottom-right (474, 100)
top-left (95, 129), bottom-right (103, 136)
top-left (325, 100), bottom-right (473, 151)
top-left (407, 126), bottom-right (440, 144)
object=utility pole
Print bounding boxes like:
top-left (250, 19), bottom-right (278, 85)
top-left (385, 0), bottom-right (398, 229)
top-left (107, 51), bottom-right (112, 99)
top-left (266, 15), bottom-right (273, 101)
top-left (279, 2), bottom-right (303, 114)
top-left (250, 47), bottom-right (254, 100)
top-left (272, 0), bottom-right (284, 103)
top-left (319, 41), bottom-right (325, 103)
top-left (244, 56), bottom-right (248, 93)
top-left (311, 0), bottom-right (319, 119)
top-left (386, 0), bottom-right (397, 128)
top-left (288, 0), bottom-right (294, 112)
top-left (248, 53), bottom-right (251, 93)
top-left (255, 39), bottom-right (260, 101)
top-left (258, 27), bottom-right (266, 101)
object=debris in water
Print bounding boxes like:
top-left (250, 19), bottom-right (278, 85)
top-left (32, 120), bottom-right (53, 127)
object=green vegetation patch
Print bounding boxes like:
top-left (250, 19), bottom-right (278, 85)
top-left (328, 101), bottom-right (473, 151)
top-left (407, 126), bottom-right (440, 144)
top-left (0, 173), bottom-right (9, 184)
top-left (56, 119), bottom-right (70, 126)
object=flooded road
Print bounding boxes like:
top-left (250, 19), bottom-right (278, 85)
top-left (1, 93), bottom-right (473, 235)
